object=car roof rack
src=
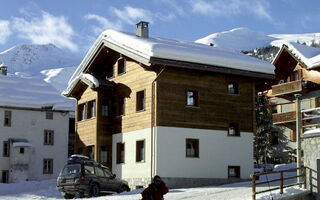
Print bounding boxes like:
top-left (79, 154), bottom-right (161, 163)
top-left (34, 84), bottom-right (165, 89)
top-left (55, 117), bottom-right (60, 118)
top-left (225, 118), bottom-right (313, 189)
top-left (67, 154), bottom-right (91, 164)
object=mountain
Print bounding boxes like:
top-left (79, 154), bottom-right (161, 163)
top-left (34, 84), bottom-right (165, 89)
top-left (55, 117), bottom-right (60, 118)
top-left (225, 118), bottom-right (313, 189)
top-left (0, 44), bottom-right (80, 92)
top-left (196, 28), bottom-right (274, 52)
top-left (196, 28), bottom-right (320, 63)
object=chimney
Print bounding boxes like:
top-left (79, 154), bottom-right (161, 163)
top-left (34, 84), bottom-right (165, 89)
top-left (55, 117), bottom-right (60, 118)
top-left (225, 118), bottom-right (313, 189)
top-left (0, 63), bottom-right (7, 76)
top-left (136, 21), bottom-right (149, 38)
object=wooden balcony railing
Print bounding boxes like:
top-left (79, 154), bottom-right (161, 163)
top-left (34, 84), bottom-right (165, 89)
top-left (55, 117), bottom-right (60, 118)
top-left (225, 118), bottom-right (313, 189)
top-left (272, 80), bottom-right (303, 97)
top-left (273, 111), bottom-right (296, 125)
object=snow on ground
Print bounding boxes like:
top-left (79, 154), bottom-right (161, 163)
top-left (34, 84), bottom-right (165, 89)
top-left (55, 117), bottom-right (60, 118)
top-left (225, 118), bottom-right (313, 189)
top-left (0, 173), bottom-right (307, 200)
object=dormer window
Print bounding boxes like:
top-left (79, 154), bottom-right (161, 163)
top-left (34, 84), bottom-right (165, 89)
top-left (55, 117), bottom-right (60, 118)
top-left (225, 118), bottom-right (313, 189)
top-left (117, 58), bottom-right (126, 75)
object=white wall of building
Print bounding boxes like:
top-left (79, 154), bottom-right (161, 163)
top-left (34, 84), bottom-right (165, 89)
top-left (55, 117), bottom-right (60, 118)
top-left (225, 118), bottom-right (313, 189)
top-left (155, 126), bottom-right (253, 179)
top-left (112, 126), bottom-right (253, 183)
top-left (112, 128), bottom-right (151, 181)
top-left (0, 108), bottom-right (69, 182)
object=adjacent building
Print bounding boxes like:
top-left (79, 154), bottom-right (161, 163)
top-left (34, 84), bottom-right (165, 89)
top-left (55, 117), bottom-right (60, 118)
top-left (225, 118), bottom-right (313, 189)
top-left (267, 42), bottom-right (320, 163)
top-left (63, 22), bottom-right (275, 188)
top-left (0, 64), bottom-right (74, 183)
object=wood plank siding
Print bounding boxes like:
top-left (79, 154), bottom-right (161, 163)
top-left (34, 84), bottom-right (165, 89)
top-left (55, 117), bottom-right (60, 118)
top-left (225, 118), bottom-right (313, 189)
top-left (155, 68), bottom-right (255, 133)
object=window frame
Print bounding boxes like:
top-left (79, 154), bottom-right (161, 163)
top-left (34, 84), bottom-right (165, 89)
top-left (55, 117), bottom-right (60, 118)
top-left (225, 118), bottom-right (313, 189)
top-left (43, 159), bottom-right (53, 174)
top-left (228, 82), bottom-right (239, 95)
top-left (19, 147), bottom-right (24, 154)
top-left (136, 140), bottom-right (145, 162)
top-left (78, 103), bottom-right (86, 121)
top-left (228, 123), bottom-right (240, 137)
top-left (100, 146), bottom-right (109, 164)
top-left (102, 101), bottom-right (109, 117)
top-left (116, 142), bottom-right (125, 164)
top-left (118, 98), bottom-right (125, 116)
top-left (4, 110), bottom-right (11, 127)
top-left (44, 130), bottom-right (54, 145)
top-left (228, 166), bottom-right (241, 178)
top-left (106, 65), bottom-right (114, 79)
top-left (136, 90), bottom-right (146, 112)
top-left (185, 138), bottom-right (199, 158)
top-left (87, 100), bottom-right (96, 119)
top-left (1, 170), bottom-right (9, 183)
top-left (186, 90), bottom-right (199, 107)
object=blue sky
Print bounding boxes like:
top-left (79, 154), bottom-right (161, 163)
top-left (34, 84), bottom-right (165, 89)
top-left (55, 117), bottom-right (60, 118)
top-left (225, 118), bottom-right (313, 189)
top-left (0, 0), bottom-right (319, 56)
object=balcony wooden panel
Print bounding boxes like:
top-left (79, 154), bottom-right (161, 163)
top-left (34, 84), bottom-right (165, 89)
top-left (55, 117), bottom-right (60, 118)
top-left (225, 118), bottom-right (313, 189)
top-left (272, 80), bottom-right (303, 97)
top-left (273, 111), bottom-right (296, 125)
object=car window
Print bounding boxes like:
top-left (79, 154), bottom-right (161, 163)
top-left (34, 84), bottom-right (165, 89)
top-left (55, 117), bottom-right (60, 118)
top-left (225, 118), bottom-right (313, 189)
top-left (84, 165), bottom-right (95, 175)
top-left (103, 168), bottom-right (113, 178)
top-left (95, 167), bottom-right (105, 177)
top-left (61, 164), bottom-right (80, 176)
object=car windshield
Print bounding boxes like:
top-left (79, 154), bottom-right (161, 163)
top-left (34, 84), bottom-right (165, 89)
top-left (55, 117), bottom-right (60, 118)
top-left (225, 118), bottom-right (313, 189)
top-left (60, 164), bottom-right (81, 176)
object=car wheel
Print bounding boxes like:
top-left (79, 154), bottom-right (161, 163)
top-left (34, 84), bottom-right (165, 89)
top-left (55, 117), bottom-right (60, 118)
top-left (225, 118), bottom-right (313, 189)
top-left (63, 193), bottom-right (75, 199)
top-left (117, 185), bottom-right (129, 193)
top-left (90, 183), bottom-right (100, 197)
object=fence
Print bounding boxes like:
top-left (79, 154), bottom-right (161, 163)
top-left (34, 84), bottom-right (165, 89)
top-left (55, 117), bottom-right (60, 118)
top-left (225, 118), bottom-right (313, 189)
top-left (251, 167), bottom-right (306, 200)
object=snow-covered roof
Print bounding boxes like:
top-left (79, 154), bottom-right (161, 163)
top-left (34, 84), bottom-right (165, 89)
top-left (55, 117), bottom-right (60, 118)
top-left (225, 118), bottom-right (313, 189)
top-left (64, 29), bottom-right (275, 96)
top-left (12, 142), bottom-right (32, 148)
top-left (0, 74), bottom-right (74, 111)
top-left (272, 41), bottom-right (320, 69)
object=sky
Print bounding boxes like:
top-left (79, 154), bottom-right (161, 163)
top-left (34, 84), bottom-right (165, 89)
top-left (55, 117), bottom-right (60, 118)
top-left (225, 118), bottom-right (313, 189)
top-left (0, 0), bottom-right (319, 57)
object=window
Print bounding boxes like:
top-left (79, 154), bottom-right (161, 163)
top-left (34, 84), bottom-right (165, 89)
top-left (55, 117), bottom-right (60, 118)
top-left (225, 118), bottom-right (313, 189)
top-left (78, 104), bottom-right (86, 121)
top-left (186, 139), bottom-right (199, 158)
top-left (228, 82), bottom-right (239, 95)
top-left (271, 106), bottom-right (278, 114)
top-left (84, 165), bottom-right (95, 175)
top-left (106, 65), bottom-right (114, 79)
top-left (228, 123), bottom-right (240, 136)
top-left (87, 100), bottom-right (96, 119)
top-left (117, 58), bottom-right (125, 75)
top-left (186, 90), bottom-right (199, 107)
top-left (44, 130), bottom-right (54, 145)
top-left (43, 159), bottom-right (53, 174)
top-left (136, 140), bottom-right (145, 162)
top-left (3, 141), bottom-right (9, 157)
top-left (46, 111), bottom-right (53, 120)
top-left (136, 90), bottom-right (145, 112)
top-left (101, 146), bottom-right (109, 163)
top-left (293, 71), bottom-right (299, 81)
top-left (290, 130), bottom-right (296, 142)
top-left (4, 110), bottom-right (11, 127)
top-left (228, 166), bottom-right (240, 178)
top-left (19, 148), bottom-right (24, 154)
top-left (95, 167), bottom-right (105, 177)
top-left (116, 143), bottom-right (125, 164)
top-left (1, 170), bottom-right (9, 183)
top-left (103, 168), bottom-right (113, 178)
top-left (118, 98), bottom-right (125, 116)
top-left (102, 101), bottom-right (109, 117)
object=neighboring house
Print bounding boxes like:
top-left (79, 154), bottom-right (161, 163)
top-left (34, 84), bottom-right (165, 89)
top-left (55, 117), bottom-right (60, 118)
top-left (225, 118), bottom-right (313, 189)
top-left (267, 42), bottom-right (320, 163)
top-left (63, 21), bottom-right (274, 188)
top-left (0, 64), bottom-right (74, 183)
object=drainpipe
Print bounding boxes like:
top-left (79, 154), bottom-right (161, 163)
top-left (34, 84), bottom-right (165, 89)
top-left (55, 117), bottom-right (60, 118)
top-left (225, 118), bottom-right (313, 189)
top-left (295, 93), bottom-right (302, 186)
top-left (151, 66), bottom-right (166, 182)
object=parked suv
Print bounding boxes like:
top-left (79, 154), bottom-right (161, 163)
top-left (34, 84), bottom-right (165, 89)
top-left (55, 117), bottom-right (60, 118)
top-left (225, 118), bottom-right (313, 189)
top-left (57, 155), bottom-right (130, 199)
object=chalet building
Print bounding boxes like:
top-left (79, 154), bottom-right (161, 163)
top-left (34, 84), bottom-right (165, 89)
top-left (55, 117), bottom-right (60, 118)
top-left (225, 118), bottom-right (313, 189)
top-left (267, 42), bottom-right (320, 163)
top-left (0, 65), bottom-right (73, 183)
top-left (63, 21), bottom-right (274, 188)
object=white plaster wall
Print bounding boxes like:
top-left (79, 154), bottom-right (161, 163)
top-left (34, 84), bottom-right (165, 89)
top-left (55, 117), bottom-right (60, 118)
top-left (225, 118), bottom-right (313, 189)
top-left (0, 108), bottom-right (69, 182)
top-left (112, 128), bottom-right (151, 180)
top-left (155, 126), bottom-right (253, 179)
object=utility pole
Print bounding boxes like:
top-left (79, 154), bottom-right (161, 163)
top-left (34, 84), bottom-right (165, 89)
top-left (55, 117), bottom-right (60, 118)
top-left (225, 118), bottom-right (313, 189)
top-left (295, 93), bottom-right (302, 186)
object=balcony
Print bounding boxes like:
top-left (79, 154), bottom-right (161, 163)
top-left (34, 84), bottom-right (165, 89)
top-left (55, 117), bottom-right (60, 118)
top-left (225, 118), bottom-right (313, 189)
top-left (272, 80), bottom-right (305, 97)
top-left (273, 111), bottom-right (296, 125)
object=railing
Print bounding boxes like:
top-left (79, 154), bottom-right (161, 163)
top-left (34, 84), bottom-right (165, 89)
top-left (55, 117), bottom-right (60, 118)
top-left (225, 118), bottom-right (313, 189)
top-left (272, 80), bottom-right (303, 97)
top-left (273, 111), bottom-right (296, 125)
top-left (251, 167), bottom-right (306, 200)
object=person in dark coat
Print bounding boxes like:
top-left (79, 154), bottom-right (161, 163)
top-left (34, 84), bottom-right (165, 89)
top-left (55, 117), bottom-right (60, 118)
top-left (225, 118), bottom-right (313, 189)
top-left (141, 175), bottom-right (168, 200)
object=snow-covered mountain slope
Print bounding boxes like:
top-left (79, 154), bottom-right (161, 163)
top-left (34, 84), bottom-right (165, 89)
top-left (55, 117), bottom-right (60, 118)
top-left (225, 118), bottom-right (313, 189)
top-left (196, 28), bottom-right (274, 52)
top-left (0, 44), bottom-right (80, 92)
top-left (196, 28), bottom-right (320, 52)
